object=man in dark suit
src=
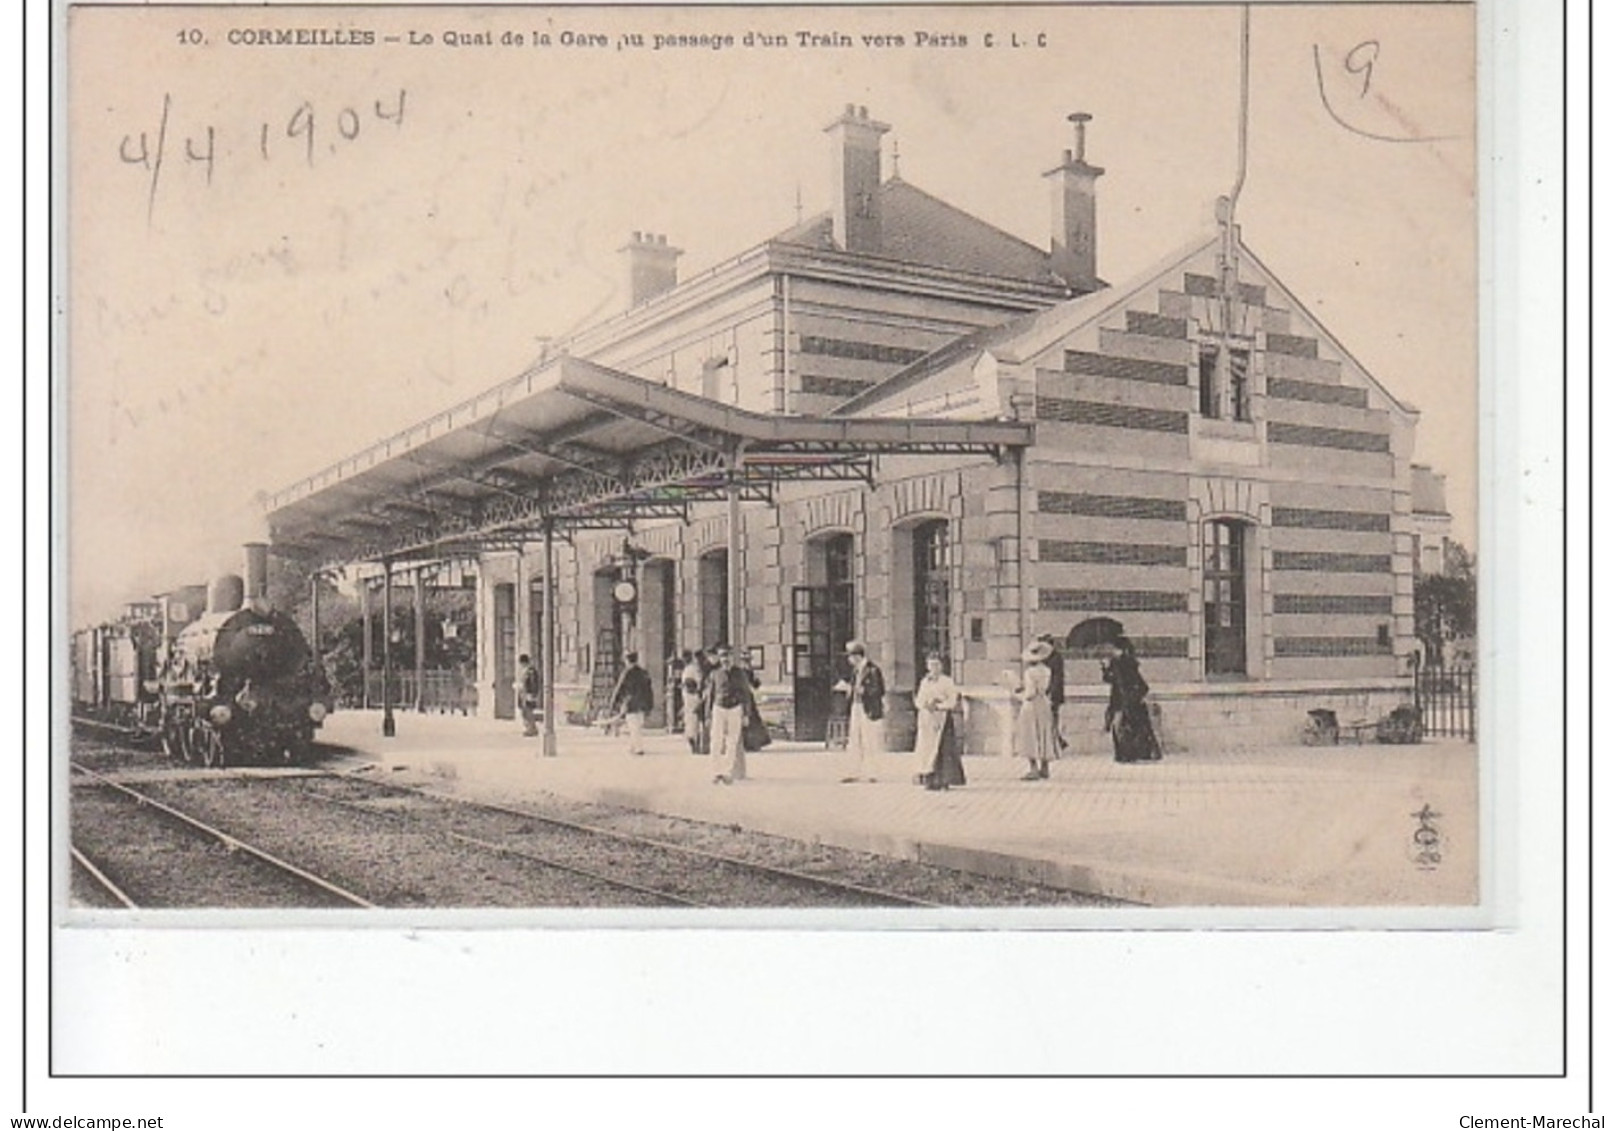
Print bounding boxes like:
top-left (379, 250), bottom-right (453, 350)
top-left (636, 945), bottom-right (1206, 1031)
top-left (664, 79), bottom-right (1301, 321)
top-left (517, 654), bottom-right (540, 737)
top-left (841, 640), bottom-right (886, 783)
top-left (609, 651), bottom-right (655, 755)
top-left (1039, 633), bottom-right (1069, 751)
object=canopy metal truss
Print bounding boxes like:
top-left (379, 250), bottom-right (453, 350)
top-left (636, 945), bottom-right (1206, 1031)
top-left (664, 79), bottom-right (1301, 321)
top-left (264, 355), bottom-right (1032, 748)
top-left (266, 355), bottom-right (1031, 571)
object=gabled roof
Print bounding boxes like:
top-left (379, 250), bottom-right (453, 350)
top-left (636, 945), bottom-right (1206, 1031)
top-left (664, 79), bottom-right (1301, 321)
top-left (834, 234), bottom-right (1220, 416)
top-left (837, 230), bottom-right (1421, 421)
top-left (776, 178), bottom-right (1068, 287)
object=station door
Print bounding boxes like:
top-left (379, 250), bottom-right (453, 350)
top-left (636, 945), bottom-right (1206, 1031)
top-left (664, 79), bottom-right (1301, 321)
top-left (492, 583), bottom-right (516, 719)
top-left (792, 584), bottom-right (854, 741)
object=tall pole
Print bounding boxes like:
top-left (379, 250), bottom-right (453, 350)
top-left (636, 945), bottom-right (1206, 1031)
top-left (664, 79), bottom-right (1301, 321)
top-left (541, 521), bottom-right (558, 758)
top-left (381, 558), bottom-right (396, 737)
top-left (309, 571), bottom-right (321, 688)
top-left (360, 576), bottom-right (373, 709)
top-left (726, 446), bottom-right (744, 649)
top-left (413, 566), bottom-right (427, 712)
top-left (1015, 444), bottom-right (1032, 648)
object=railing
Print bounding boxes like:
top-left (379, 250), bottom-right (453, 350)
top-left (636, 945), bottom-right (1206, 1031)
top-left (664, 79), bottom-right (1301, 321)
top-left (362, 670), bottom-right (478, 714)
top-left (1413, 665), bottom-right (1476, 742)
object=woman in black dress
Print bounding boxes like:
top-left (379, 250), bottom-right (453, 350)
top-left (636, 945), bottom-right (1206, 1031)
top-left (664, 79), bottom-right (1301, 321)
top-left (1101, 637), bottom-right (1162, 763)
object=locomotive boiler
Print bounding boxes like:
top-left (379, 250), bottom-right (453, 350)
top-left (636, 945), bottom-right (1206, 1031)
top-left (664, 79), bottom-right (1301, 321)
top-left (159, 547), bottom-right (329, 767)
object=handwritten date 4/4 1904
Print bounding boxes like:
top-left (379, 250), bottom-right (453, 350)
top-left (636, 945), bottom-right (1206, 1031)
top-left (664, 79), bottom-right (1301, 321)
top-left (118, 89), bottom-right (408, 222)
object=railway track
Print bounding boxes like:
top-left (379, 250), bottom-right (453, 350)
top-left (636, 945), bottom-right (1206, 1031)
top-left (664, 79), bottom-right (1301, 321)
top-left (71, 762), bottom-right (673, 909)
top-left (69, 734), bottom-right (1127, 908)
top-left (69, 761), bottom-right (944, 909)
top-left (70, 714), bottom-right (158, 747)
top-left (70, 845), bottom-right (136, 908)
top-left (68, 763), bottom-right (372, 909)
top-left (287, 771), bottom-right (944, 910)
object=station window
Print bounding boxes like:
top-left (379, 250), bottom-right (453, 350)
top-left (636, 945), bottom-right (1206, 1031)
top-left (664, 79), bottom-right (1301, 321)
top-left (1197, 343), bottom-right (1252, 422)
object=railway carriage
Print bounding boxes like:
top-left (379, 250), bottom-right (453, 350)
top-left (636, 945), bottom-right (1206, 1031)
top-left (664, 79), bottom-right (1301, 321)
top-left (74, 548), bottom-right (331, 766)
top-left (70, 618), bottom-right (163, 732)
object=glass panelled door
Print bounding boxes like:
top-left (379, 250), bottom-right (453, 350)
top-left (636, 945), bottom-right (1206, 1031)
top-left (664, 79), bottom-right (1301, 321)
top-left (913, 520), bottom-right (951, 676)
top-left (493, 583), bottom-right (515, 718)
top-left (1203, 519), bottom-right (1247, 676)
top-left (792, 586), bottom-right (833, 741)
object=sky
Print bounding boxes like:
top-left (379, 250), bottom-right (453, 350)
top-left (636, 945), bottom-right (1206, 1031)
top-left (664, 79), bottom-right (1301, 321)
top-left (67, 2), bottom-right (1477, 627)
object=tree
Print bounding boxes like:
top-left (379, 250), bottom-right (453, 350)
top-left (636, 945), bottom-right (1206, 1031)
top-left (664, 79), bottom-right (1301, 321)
top-left (1414, 542), bottom-right (1476, 668)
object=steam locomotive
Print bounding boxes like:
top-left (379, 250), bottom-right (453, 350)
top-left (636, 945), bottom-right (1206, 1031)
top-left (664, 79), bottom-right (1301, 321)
top-left (72, 545), bottom-right (331, 767)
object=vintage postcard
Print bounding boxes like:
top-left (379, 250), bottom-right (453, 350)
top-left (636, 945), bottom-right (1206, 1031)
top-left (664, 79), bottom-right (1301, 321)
top-left (47, 0), bottom-right (1562, 1088)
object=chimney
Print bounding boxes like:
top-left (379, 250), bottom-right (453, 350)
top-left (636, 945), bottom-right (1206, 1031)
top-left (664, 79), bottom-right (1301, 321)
top-left (824, 104), bottom-right (890, 254)
top-left (243, 542), bottom-right (270, 601)
top-left (1044, 112), bottom-right (1105, 291)
top-left (208, 574), bottom-right (244, 615)
top-left (619, 231), bottom-right (683, 307)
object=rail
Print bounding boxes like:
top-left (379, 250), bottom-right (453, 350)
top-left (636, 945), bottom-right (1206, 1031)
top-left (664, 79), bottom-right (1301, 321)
top-left (68, 763), bottom-right (377, 908)
top-left (322, 770), bottom-right (943, 909)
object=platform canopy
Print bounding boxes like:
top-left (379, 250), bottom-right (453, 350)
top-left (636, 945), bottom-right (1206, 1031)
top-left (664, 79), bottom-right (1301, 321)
top-left (265, 355), bottom-right (1034, 570)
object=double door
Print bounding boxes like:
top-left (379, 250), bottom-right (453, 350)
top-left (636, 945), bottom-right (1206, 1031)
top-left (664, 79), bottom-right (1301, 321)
top-left (791, 584), bottom-right (855, 741)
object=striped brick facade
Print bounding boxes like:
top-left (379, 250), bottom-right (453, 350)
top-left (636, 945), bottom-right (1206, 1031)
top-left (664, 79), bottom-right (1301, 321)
top-left (481, 239), bottom-right (1423, 753)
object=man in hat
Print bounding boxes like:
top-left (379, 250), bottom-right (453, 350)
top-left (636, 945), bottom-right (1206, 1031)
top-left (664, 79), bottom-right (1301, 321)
top-left (516, 654), bottom-right (540, 737)
top-left (609, 650), bottom-right (655, 756)
top-left (841, 640), bottom-right (886, 783)
top-left (705, 645), bottom-right (757, 784)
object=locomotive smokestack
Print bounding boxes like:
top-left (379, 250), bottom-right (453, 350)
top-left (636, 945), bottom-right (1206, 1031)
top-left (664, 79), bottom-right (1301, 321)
top-left (208, 575), bottom-right (245, 615)
top-left (243, 543), bottom-right (270, 602)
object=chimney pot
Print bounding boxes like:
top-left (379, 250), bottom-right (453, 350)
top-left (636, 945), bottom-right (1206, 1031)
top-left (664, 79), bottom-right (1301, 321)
top-left (845, 102), bottom-right (855, 115)
top-left (1068, 111), bottom-right (1092, 162)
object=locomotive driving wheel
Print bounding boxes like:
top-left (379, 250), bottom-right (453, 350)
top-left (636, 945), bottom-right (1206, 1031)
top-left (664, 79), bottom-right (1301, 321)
top-left (197, 725), bottom-right (228, 770)
top-left (165, 719), bottom-right (198, 765)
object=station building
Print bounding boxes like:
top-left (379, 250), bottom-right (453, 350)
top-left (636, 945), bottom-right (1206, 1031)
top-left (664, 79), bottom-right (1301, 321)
top-left (268, 105), bottom-right (1438, 754)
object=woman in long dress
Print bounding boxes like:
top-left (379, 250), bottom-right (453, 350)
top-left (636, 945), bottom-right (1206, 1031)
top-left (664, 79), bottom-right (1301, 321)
top-left (912, 652), bottom-right (965, 791)
top-left (1102, 637), bottom-right (1162, 763)
top-left (1015, 641), bottom-right (1061, 781)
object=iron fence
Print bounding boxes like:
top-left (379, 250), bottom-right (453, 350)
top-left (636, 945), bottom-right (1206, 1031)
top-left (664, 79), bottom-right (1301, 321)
top-left (1414, 665), bottom-right (1476, 742)
top-left (362, 669), bottom-right (477, 714)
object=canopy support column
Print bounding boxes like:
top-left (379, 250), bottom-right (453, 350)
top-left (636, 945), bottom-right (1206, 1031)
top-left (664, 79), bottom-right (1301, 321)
top-left (726, 448), bottom-right (743, 649)
top-left (309, 572), bottom-right (321, 678)
top-left (1015, 445), bottom-right (1032, 648)
top-left (382, 558), bottom-right (396, 738)
top-left (541, 520), bottom-right (558, 758)
top-left (360, 577), bottom-right (373, 709)
top-left (413, 567), bottom-right (427, 712)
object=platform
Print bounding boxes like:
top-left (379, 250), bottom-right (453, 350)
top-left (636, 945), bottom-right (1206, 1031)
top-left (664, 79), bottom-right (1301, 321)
top-left (317, 710), bottom-right (1480, 910)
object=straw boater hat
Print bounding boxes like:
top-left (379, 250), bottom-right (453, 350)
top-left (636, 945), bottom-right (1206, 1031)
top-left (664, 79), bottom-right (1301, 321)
top-left (844, 640), bottom-right (866, 656)
top-left (1023, 641), bottom-right (1054, 663)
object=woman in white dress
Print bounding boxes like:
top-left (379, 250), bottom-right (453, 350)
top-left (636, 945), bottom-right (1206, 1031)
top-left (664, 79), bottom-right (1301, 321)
top-left (912, 653), bottom-right (965, 790)
top-left (1015, 641), bottom-right (1060, 781)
